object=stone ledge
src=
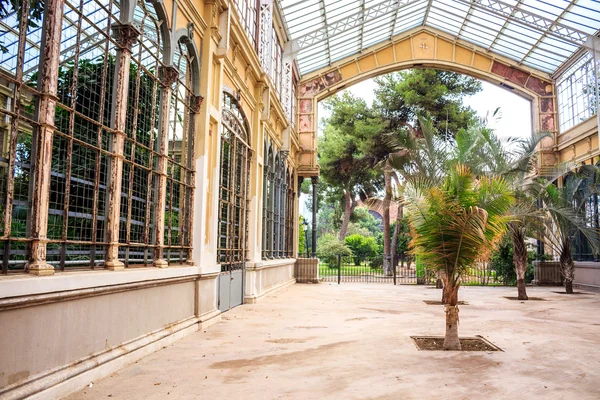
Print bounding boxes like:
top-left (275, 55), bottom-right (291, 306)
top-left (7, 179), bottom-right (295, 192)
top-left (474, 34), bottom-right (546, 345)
top-left (0, 266), bottom-right (203, 300)
top-left (0, 316), bottom-right (202, 400)
top-left (246, 258), bottom-right (296, 271)
top-left (574, 262), bottom-right (600, 269)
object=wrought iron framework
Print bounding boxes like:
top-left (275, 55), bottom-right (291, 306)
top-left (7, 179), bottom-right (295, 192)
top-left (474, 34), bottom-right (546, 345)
top-left (218, 92), bottom-right (251, 271)
top-left (261, 141), bottom-right (292, 259)
top-left (557, 52), bottom-right (599, 133)
top-left (0, 0), bottom-right (199, 273)
top-left (279, 0), bottom-right (600, 75)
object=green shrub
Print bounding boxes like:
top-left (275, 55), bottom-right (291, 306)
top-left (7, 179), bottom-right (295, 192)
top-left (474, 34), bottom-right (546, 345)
top-left (317, 235), bottom-right (352, 266)
top-left (369, 256), bottom-right (383, 270)
top-left (490, 237), bottom-right (550, 285)
top-left (344, 234), bottom-right (378, 265)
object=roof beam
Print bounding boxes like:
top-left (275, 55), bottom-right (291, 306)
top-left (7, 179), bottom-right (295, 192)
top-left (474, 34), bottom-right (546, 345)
top-left (452, 0), bottom-right (588, 46)
top-left (359, 0), bottom-right (365, 51)
top-left (293, 0), bottom-right (419, 51)
top-left (422, 0), bottom-right (433, 27)
top-left (518, 0), bottom-right (579, 65)
top-left (487, 0), bottom-right (525, 52)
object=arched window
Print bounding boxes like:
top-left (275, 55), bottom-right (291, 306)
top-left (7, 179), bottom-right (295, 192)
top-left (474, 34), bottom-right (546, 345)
top-left (163, 40), bottom-right (196, 263)
top-left (262, 140), bottom-right (270, 259)
top-left (273, 153), bottom-right (281, 257)
top-left (285, 167), bottom-right (295, 257)
top-left (261, 147), bottom-right (294, 260)
top-left (46, 0), bottom-right (124, 270)
top-left (119, 0), bottom-right (164, 266)
top-left (218, 92), bottom-right (251, 270)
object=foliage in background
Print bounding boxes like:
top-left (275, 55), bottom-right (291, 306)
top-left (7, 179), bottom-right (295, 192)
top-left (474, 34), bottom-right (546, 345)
top-left (373, 69), bottom-right (481, 138)
top-left (316, 233), bottom-right (352, 266)
top-left (344, 234), bottom-right (378, 265)
top-left (489, 235), bottom-right (547, 285)
top-left (298, 216), bottom-right (307, 256)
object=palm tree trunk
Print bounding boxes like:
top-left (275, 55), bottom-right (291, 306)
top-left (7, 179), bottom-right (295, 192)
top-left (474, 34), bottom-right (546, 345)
top-left (382, 162), bottom-right (393, 275)
top-left (510, 225), bottom-right (529, 300)
top-left (338, 189), bottom-right (355, 241)
top-left (560, 239), bottom-right (575, 294)
top-left (443, 280), bottom-right (461, 350)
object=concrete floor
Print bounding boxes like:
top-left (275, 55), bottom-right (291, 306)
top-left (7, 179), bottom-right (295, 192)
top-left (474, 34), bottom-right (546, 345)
top-left (67, 284), bottom-right (600, 400)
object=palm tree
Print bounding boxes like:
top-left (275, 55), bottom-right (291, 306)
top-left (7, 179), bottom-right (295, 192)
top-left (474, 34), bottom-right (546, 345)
top-left (533, 166), bottom-right (600, 293)
top-left (404, 164), bottom-right (513, 350)
top-left (475, 130), bottom-right (549, 300)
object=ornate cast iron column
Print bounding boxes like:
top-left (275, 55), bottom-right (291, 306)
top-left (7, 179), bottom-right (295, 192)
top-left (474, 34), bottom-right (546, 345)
top-left (154, 65), bottom-right (179, 268)
top-left (311, 176), bottom-right (318, 257)
top-left (26, 0), bottom-right (64, 275)
top-left (103, 23), bottom-right (140, 271)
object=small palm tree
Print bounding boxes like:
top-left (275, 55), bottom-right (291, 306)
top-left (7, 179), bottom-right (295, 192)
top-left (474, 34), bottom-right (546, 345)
top-left (405, 165), bottom-right (513, 350)
top-left (533, 167), bottom-right (600, 293)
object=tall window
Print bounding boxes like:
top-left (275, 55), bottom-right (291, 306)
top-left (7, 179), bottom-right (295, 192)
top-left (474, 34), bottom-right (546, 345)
top-left (119, 0), bottom-right (163, 266)
top-left (218, 92), bottom-right (251, 271)
top-left (557, 53), bottom-right (598, 133)
top-left (0, 0), bottom-right (44, 271)
top-left (261, 146), bottom-right (292, 259)
top-left (47, 0), bottom-right (122, 269)
top-left (234, 0), bottom-right (258, 49)
top-left (285, 168), bottom-right (294, 257)
top-left (164, 40), bottom-right (195, 264)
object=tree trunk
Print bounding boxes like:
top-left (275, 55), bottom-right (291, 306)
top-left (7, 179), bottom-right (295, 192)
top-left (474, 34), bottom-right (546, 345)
top-left (338, 189), bottom-right (356, 241)
top-left (510, 224), bottom-right (529, 300)
top-left (443, 282), bottom-right (461, 350)
top-left (390, 203), bottom-right (402, 271)
top-left (560, 239), bottom-right (575, 294)
top-left (440, 271), bottom-right (448, 301)
top-left (382, 162), bottom-right (393, 275)
top-left (565, 280), bottom-right (573, 294)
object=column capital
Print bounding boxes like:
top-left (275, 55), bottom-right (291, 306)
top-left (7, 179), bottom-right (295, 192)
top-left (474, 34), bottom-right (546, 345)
top-left (111, 22), bottom-right (141, 51)
top-left (159, 65), bottom-right (179, 87)
top-left (311, 176), bottom-right (319, 184)
top-left (190, 94), bottom-right (204, 113)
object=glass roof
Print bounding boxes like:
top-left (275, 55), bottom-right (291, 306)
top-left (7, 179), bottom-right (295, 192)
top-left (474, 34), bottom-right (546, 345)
top-left (279, 0), bottom-right (600, 76)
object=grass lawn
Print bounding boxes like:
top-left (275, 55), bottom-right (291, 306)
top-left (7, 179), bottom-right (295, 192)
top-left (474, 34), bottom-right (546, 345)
top-left (318, 263), bottom-right (384, 276)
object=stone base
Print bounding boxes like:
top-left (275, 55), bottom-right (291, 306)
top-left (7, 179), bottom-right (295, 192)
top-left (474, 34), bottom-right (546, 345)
top-left (296, 258), bottom-right (319, 283)
top-left (26, 262), bottom-right (55, 276)
top-left (105, 260), bottom-right (125, 271)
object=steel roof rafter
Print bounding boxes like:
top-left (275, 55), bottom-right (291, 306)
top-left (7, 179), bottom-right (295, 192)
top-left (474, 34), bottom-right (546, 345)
top-left (487, 0), bottom-right (526, 52)
top-left (518, 0), bottom-right (579, 65)
top-left (293, 0), bottom-right (415, 51)
top-left (452, 0), bottom-right (587, 46)
top-left (359, 0), bottom-right (366, 51)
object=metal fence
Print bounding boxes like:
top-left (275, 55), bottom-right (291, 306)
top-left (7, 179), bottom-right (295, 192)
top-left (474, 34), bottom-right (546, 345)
top-left (317, 256), bottom-right (510, 286)
top-left (319, 255), bottom-right (416, 284)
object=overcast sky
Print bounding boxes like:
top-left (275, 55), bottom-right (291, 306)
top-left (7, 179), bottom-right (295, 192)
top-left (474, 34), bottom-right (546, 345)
top-left (317, 77), bottom-right (533, 140)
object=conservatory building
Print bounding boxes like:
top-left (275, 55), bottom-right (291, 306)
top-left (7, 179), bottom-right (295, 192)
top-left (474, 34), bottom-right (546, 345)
top-left (0, 0), bottom-right (599, 398)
